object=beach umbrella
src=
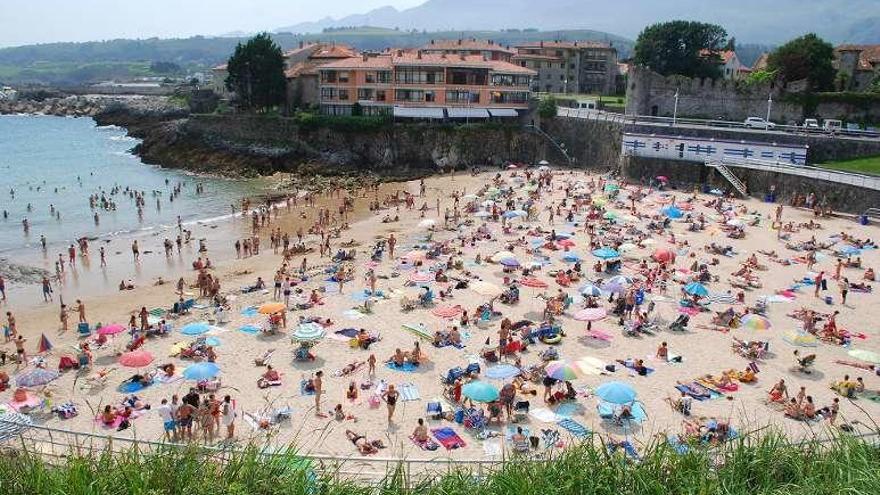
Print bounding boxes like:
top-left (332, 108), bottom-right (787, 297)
top-left (848, 349), bottom-right (880, 365)
top-left (474, 211), bottom-right (491, 218)
top-left (97, 324), bottom-right (126, 336)
top-left (37, 334), bottom-right (53, 353)
top-left (432, 305), bottom-right (463, 319)
top-left (485, 364), bottom-right (522, 380)
top-left (618, 243), bottom-right (638, 253)
top-left (576, 357), bottom-right (607, 375)
top-left (595, 381), bottom-right (637, 404)
top-left (604, 184), bottom-right (620, 193)
top-left (652, 248), bottom-right (676, 263)
top-left (471, 280), bottom-right (502, 297)
top-left (418, 219), bottom-right (436, 229)
top-left (491, 251), bottom-right (517, 263)
top-left (592, 247), bottom-right (620, 260)
top-left (499, 258), bottom-right (521, 268)
top-left (409, 271), bottom-right (434, 283)
top-left (546, 361), bottom-right (580, 381)
top-left (740, 314), bottom-right (772, 331)
top-left (258, 303), bottom-right (286, 315)
top-left (726, 219), bottom-right (744, 227)
top-left (181, 322), bottom-right (210, 336)
top-left (15, 368), bottom-right (60, 388)
top-left (538, 160), bottom-right (550, 166)
top-left (119, 350), bottom-right (155, 368)
top-left (592, 197), bottom-right (608, 207)
top-left (661, 206), bottom-right (683, 219)
top-left (291, 322), bottom-right (326, 342)
top-left (683, 282), bottom-right (709, 298)
top-left (481, 200), bottom-right (497, 207)
top-left (462, 194), bottom-right (478, 201)
top-left (562, 252), bottom-right (582, 263)
top-left (656, 175), bottom-right (669, 182)
top-left (782, 331), bottom-right (818, 347)
top-left (183, 362), bottom-right (221, 381)
top-left (462, 381), bottom-right (499, 403)
top-left (503, 210), bottom-right (527, 219)
top-left (574, 307), bottom-right (607, 322)
top-left (579, 284), bottom-right (603, 297)
top-left (603, 275), bottom-right (633, 293)
top-left (403, 250), bottom-right (427, 262)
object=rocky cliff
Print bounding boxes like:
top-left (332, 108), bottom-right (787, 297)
top-left (0, 94), bottom-right (185, 118)
top-left (102, 114), bottom-right (571, 178)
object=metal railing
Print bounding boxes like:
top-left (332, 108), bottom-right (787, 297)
top-left (708, 156), bottom-right (880, 191)
top-left (556, 107), bottom-right (880, 140)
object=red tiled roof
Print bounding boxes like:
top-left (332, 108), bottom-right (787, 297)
top-left (700, 49), bottom-right (737, 64)
top-left (422, 39), bottom-right (515, 55)
top-left (317, 55), bottom-right (394, 70)
top-left (317, 52), bottom-right (536, 75)
top-left (310, 45), bottom-right (358, 59)
top-left (515, 40), bottom-right (613, 50)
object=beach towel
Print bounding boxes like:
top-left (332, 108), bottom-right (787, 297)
top-left (238, 325), bottom-right (260, 335)
top-left (557, 418), bottom-right (590, 439)
top-left (482, 439), bottom-right (502, 457)
top-left (529, 407), bottom-right (560, 423)
top-left (554, 402), bottom-right (579, 418)
top-left (117, 381), bottom-right (150, 393)
top-left (431, 427), bottom-right (467, 450)
top-left (667, 434), bottom-right (690, 455)
top-left (300, 380), bottom-right (315, 396)
top-left (240, 307), bottom-right (259, 317)
top-left (621, 360), bottom-right (655, 376)
top-left (386, 362), bottom-right (419, 373)
top-left (675, 384), bottom-right (720, 401)
top-left (402, 323), bottom-right (432, 340)
top-left (399, 383), bottom-right (420, 401)
top-left (411, 435), bottom-right (440, 451)
top-left (342, 309), bottom-right (366, 320)
top-left (335, 328), bottom-right (359, 338)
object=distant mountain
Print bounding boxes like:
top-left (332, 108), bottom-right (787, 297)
top-left (276, 0), bottom-right (880, 44)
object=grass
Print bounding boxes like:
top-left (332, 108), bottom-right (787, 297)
top-left (821, 155), bottom-right (880, 176)
top-left (0, 434), bottom-right (879, 494)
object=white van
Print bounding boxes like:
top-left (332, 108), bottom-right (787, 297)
top-left (823, 119), bottom-right (843, 132)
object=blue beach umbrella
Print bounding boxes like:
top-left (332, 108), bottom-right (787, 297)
top-left (499, 257), bottom-right (521, 267)
top-left (484, 364), bottom-right (522, 380)
top-left (181, 322), bottom-right (210, 336)
top-left (183, 362), bottom-right (220, 381)
top-left (562, 252), bottom-right (582, 263)
top-left (839, 245), bottom-right (860, 256)
top-left (462, 381), bottom-right (500, 403)
top-left (661, 206), bottom-right (683, 219)
top-left (592, 247), bottom-right (620, 260)
top-left (15, 368), bottom-right (60, 388)
top-left (683, 282), bottom-right (709, 298)
top-left (595, 381), bottom-right (637, 404)
top-left (579, 284), bottom-right (603, 297)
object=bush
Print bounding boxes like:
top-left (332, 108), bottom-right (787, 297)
top-left (538, 96), bottom-right (558, 119)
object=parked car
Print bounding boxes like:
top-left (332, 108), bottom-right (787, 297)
top-left (744, 117), bottom-right (776, 129)
top-left (823, 119), bottom-right (843, 133)
top-left (802, 118), bottom-right (819, 129)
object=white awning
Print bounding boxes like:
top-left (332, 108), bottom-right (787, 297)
top-left (488, 108), bottom-right (520, 117)
top-left (393, 107), bottom-right (445, 119)
top-left (446, 107), bottom-right (491, 119)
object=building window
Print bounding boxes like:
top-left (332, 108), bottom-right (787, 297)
top-left (357, 88), bottom-right (374, 100)
top-left (338, 71), bottom-right (350, 83)
top-left (320, 87), bottom-right (337, 101)
top-left (492, 91), bottom-right (529, 104)
top-left (395, 89), bottom-right (426, 102)
top-left (394, 67), bottom-right (445, 85)
top-left (377, 71), bottom-right (391, 83)
top-left (445, 90), bottom-right (479, 104)
top-left (365, 73), bottom-right (375, 84)
top-left (320, 71), bottom-right (337, 83)
top-left (376, 90), bottom-right (386, 102)
top-left (338, 89), bottom-right (349, 101)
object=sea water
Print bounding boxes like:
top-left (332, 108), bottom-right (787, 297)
top-left (0, 115), bottom-right (261, 256)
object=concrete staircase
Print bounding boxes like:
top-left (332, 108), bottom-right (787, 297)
top-left (706, 160), bottom-right (748, 196)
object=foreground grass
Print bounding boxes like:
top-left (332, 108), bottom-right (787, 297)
top-left (821, 155), bottom-right (880, 176)
top-left (0, 434), bottom-right (879, 494)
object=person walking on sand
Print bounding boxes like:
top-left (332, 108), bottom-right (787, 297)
top-left (382, 384), bottom-right (400, 425)
top-left (221, 395), bottom-right (236, 440)
top-left (59, 304), bottom-right (69, 332)
top-left (131, 240), bottom-right (140, 263)
top-left (388, 234), bottom-right (396, 259)
top-left (814, 271), bottom-right (825, 298)
top-left (5, 311), bottom-right (16, 341)
top-left (314, 371), bottom-right (324, 416)
top-left (367, 354), bottom-right (377, 377)
top-left (0, 275), bottom-right (6, 302)
top-left (14, 335), bottom-right (27, 364)
top-left (41, 276), bottom-right (53, 303)
top-left (76, 299), bottom-right (86, 323)
top-left (839, 277), bottom-right (849, 306)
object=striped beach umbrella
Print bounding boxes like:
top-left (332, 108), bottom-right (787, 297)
top-left (291, 323), bottom-right (326, 342)
top-left (740, 314), bottom-right (772, 331)
top-left (545, 361), bottom-right (579, 381)
top-left (15, 368), bottom-right (60, 388)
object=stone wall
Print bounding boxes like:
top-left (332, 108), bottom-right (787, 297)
top-left (622, 155), bottom-right (880, 213)
top-left (627, 67), bottom-right (880, 124)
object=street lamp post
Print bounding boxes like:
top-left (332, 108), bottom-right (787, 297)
top-left (766, 94), bottom-right (773, 131)
top-left (672, 89), bottom-right (679, 127)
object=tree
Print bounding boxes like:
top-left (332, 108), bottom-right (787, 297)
top-left (633, 21), bottom-right (728, 79)
top-left (225, 33), bottom-right (287, 111)
top-left (538, 96), bottom-right (557, 119)
top-left (767, 34), bottom-right (835, 91)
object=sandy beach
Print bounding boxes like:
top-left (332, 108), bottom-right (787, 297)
top-left (3, 168), bottom-right (880, 461)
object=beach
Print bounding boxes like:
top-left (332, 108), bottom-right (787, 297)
top-left (2, 168), bottom-right (880, 461)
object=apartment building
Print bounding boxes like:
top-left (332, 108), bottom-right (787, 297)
top-left (512, 40), bottom-right (619, 95)
top-left (421, 38), bottom-right (515, 62)
top-left (317, 50), bottom-right (535, 119)
top-left (284, 42), bottom-right (358, 110)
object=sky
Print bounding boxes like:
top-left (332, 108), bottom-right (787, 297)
top-left (0, 0), bottom-right (427, 47)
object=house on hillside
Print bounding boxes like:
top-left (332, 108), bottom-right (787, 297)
top-left (210, 64), bottom-right (230, 99)
top-left (701, 50), bottom-right (748, 80)
top-left (835, 45), bottom-right (880, 92)
top-left (512, 40), bottom-right (619, 95)
top-left (316, 49), bottom-right (535, 119)
top-left (284, 42), bottom-right (358, 111)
